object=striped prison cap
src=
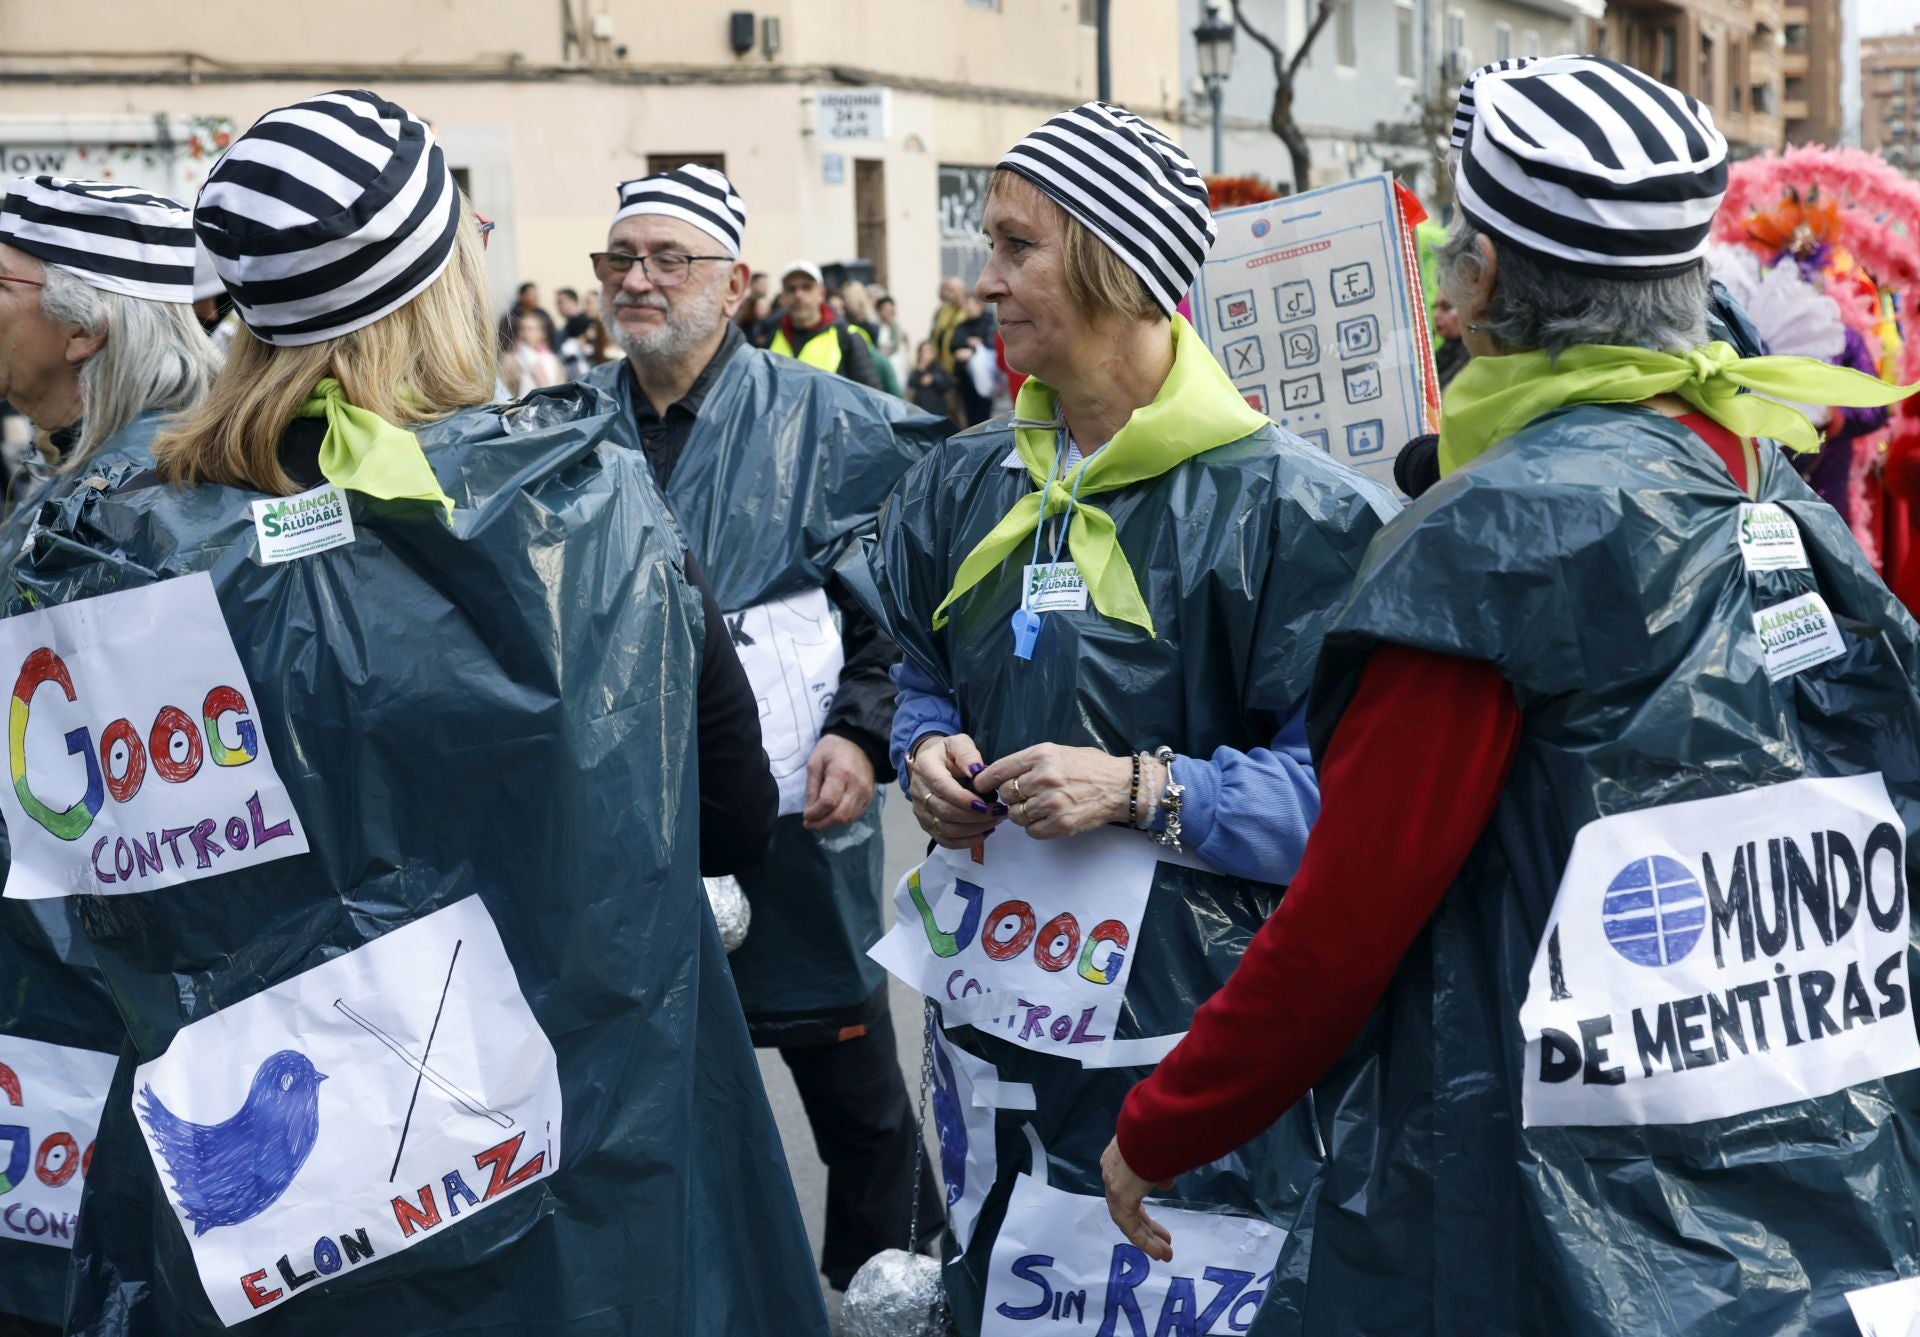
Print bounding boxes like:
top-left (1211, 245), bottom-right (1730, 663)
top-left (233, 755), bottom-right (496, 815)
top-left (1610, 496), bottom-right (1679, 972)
top-left (1455, 55), bottom-right (1729, 278)
top-left (194, 90), bottom-right (461, 346)
top-left (1449, 57), bottom-right (1538, 154)
top-left (998, 101), bottom-right (1213, 317)
top-left (0, 177), bottom-right (196, 304)
top-left (613, 165), bottom-right (746, 258)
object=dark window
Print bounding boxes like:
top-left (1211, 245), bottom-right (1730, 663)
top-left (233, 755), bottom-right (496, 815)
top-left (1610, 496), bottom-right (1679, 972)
top-left (647, 153), bottom-right (725, 175)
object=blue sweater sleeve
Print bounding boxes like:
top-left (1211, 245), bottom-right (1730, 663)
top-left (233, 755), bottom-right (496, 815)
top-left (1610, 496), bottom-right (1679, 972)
top-left (1165, 703), bottom-right (1318, 884)
top-left (889, 659), bottom-right (963, 794)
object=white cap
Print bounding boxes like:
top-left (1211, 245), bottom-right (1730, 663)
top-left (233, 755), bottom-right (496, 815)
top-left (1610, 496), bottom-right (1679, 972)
top-left (780, 259), bottom-right (824, 286)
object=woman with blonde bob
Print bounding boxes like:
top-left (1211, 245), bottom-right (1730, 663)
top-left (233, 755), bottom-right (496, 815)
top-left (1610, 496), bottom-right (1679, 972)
top-left (36, 90), bottom-right (826, 1336)
top-left (867, 101), bottom-right (1394, 1327)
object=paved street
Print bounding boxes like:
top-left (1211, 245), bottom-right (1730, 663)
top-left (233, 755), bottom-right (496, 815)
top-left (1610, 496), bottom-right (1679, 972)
top-left (756, 790), bottom-right (935, 1332)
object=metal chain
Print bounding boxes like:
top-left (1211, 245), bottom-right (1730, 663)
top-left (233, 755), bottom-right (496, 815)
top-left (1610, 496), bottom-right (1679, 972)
top-left (907, 993), bottom-right (937, 1253)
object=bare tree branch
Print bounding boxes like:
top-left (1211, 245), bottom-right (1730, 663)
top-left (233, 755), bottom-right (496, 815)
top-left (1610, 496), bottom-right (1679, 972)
top-left (1287, 0), bottom-right (1339, 82)
top-left (1228, 0), bottom-right (1283, 68)
top-left (1226, 0), bottom-right (1339, 192)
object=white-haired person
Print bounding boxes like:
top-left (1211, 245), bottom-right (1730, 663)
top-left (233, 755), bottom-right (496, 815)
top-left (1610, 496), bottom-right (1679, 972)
top-left (0, 177), bottom-right (213, 1329)
top-left (1101, 55), bottom-right (1920, 1336)
top-left (0, 177), bottom-right (215, 534)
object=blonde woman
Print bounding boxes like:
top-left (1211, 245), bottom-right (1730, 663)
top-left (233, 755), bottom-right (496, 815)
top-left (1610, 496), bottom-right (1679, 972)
top-left (33, 90), bottom-right (825, 1337)
top-left (870, 101), bottom-right (1395, 1329)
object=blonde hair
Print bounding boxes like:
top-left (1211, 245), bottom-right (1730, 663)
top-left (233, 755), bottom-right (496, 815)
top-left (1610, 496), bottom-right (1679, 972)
top-left (986, 169), bottom-right (1160, 325)
top-left (154, 199), bottom-right (495, 495)
top-left (840, 279), bottom-right (876, 325)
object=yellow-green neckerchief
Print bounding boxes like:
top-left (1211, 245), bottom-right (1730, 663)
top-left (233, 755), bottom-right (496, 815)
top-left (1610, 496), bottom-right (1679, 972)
top-left (294, 378), bottom-right (455, 522)
top-left (1438, 341), bottom-right (1920, 477)
top-left (930, 314), bottom-right (1267, 636)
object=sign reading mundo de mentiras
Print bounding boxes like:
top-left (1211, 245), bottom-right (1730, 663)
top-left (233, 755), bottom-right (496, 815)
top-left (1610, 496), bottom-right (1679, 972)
top-left (0, 572), bottom-right (309, 899)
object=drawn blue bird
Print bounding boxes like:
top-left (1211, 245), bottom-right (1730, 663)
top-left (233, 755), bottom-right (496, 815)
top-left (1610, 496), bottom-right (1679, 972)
top-left (138, 1049), bottom-right (326, 1236)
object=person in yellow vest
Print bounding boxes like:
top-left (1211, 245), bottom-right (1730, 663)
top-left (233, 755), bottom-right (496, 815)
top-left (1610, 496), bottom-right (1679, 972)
top-left (770, 260), bottom-right (884, 390)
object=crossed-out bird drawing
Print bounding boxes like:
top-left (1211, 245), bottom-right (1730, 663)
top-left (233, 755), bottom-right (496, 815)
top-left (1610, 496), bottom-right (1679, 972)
top-left (139, 1050), bottom-right (326, 1236)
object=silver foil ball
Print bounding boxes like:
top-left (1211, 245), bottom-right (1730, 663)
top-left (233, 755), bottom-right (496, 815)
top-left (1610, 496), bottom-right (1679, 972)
top-left (841, 1249), bottom-right (948, 1337)
top-left (704, 875), bottom-right (751, 953)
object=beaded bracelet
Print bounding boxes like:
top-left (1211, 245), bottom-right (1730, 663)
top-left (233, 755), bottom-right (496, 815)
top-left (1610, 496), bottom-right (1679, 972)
top-left (1128, 751), bottom-right (1142, 827)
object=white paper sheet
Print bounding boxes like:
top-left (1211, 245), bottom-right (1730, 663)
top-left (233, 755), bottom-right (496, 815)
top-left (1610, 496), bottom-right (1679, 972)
top-left (727, 587), bottom-right (844, 816)
top-left (870, 825), bottom-right (1166, 1066)
top-left (0, 571), bottom-right (308, 900)
top-left (133, 896), bottom-right (562, 1326)
top-left (1519, 773), bottom-right (1920, 1127)
top-left (0, 1031), bottom-right (116, 1249)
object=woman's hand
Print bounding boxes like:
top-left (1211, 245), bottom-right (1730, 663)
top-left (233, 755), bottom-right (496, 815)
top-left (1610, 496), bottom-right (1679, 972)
top-left (974, 744), bottom-right (1134, 840)
top-left (907, 733), bottom-right (1008, 849)
top-left (1101, 1137), bottom-right (1174, 1263)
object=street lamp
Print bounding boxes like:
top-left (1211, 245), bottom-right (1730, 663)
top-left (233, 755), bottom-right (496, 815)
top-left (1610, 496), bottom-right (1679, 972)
top-left (1194, 3), bottom-right (1236, 175)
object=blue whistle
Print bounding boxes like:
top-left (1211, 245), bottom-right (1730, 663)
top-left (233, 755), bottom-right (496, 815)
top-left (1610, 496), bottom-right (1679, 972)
top-left (1010, 608), bottom-right (1042, 660)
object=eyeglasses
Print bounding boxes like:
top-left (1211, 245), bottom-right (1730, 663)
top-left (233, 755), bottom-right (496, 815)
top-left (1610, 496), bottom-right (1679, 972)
top-left (0, 273), bottom-right (44, 289)
top-left (590, 251), bottom-right (731, 287)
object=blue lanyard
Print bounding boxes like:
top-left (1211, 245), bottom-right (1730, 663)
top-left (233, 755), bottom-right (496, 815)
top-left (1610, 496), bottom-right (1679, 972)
top-left (1011, 429), bottom-right (1085, 659)
top-left (1023, 428), bottom-right (1086, 594)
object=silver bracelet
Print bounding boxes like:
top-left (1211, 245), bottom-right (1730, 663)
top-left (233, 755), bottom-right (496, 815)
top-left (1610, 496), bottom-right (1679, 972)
top-left (1151, 745), bottom-right (1184, 852)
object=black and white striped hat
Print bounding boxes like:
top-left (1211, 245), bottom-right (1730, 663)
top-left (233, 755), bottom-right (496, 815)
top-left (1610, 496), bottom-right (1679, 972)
top-left (612, 165), bottom-right (746, 259)
top-left (194, 90), bottom-right (461, 346)
top-left (0, 177), bottom-right (195, 303)
top-left (1449, 57), bottom-right (1538, 154)
top-left (1456, 55), bottom-right (1729, 278)
top-left (998, 101), bottom-right (1213, 316)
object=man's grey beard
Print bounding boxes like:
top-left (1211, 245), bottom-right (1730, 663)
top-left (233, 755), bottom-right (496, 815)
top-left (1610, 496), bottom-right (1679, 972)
top-left (609, 280), bottom-right (728, 366)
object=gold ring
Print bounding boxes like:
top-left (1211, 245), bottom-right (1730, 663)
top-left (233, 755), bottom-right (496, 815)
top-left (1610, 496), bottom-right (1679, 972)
top-left (1009, 776), bottom-right (1025, 803)
top-left (1017, 799), bottom-right (1029, 823)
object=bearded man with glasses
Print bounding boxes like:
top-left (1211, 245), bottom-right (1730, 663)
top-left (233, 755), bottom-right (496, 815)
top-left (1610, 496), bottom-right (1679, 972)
top-left (585, 165), bottom-right (949, 1292)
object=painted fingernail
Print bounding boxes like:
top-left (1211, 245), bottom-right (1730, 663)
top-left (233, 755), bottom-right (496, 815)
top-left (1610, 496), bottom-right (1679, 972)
top-left (992, 804), bottom-right (1010, 815)
top-left (968, 762), bottom-right (985, 776)
top-left (970, 800), bottom-right (990, 813)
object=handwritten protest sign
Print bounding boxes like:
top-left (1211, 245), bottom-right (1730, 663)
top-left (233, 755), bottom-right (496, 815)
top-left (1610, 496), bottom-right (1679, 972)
top-left (0, 1033), bottom-right (116, 1249)
top-left (0, 572), bottom-right (308, 900)
top-left (1520, 773), bottom-right (1920, 1127)
top-left (871, 826), bottom-right (1172, 1065)
top-left (728, 588), bottom-right (844, 817)
top-left (133, 895), bottom-right (561, 1326)
top-left (930, 1028), bottom-right (1034, 1251)
top-left (981, 1143), bottom-right (1285, 1335)
top-left (1191, 174), bottom-right (1437, 496)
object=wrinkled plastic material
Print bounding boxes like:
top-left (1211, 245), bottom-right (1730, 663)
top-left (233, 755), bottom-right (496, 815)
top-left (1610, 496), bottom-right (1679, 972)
top-left (0, 411), bottom-right (162, 1326)
top-left (868, 418), bottom-right (1397, 1331)
top-left (840, 1248), bottom-right (950, 1337)
top-left (1286, 404), bottom-right (1920, 1336)
top-left (9, 385), bottom-right (826, 1335)
top-left (588, 353), bottom-right (943, 1022)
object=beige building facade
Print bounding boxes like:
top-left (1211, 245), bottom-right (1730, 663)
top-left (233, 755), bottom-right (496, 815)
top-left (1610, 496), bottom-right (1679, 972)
top-left (1594, 0), bottom-right (1785, 154)
top-left (0, 0), bottom-right (1186, 337)
top-left (1863, 30), bottom-right (1920, 174)
top-left (1782, 0), bottom-right (1844, 145)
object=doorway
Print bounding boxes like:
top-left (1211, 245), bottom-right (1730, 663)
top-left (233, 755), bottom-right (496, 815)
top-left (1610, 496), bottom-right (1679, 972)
top-left (855, 158), bottom-right (888, 288)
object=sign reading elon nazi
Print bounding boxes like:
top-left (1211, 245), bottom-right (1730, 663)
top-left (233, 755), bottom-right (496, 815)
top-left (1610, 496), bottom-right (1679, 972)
top-left (1518, 773), bottom-right (1920, 1127)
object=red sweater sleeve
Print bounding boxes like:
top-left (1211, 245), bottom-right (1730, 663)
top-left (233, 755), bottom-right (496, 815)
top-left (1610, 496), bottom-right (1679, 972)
top-left (1115, 643), bottom-right (1521, 1183)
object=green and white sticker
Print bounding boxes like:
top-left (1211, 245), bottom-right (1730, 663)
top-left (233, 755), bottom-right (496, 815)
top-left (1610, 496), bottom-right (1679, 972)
top-left (1736, 502), bottom-right (1809, 573)
top-left (1022, 562), bottom-right (1088, 614)
top-left (1753, 591), bottom-right (1845, 680)
top-left (251, 483), bottom-right (355, 564)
